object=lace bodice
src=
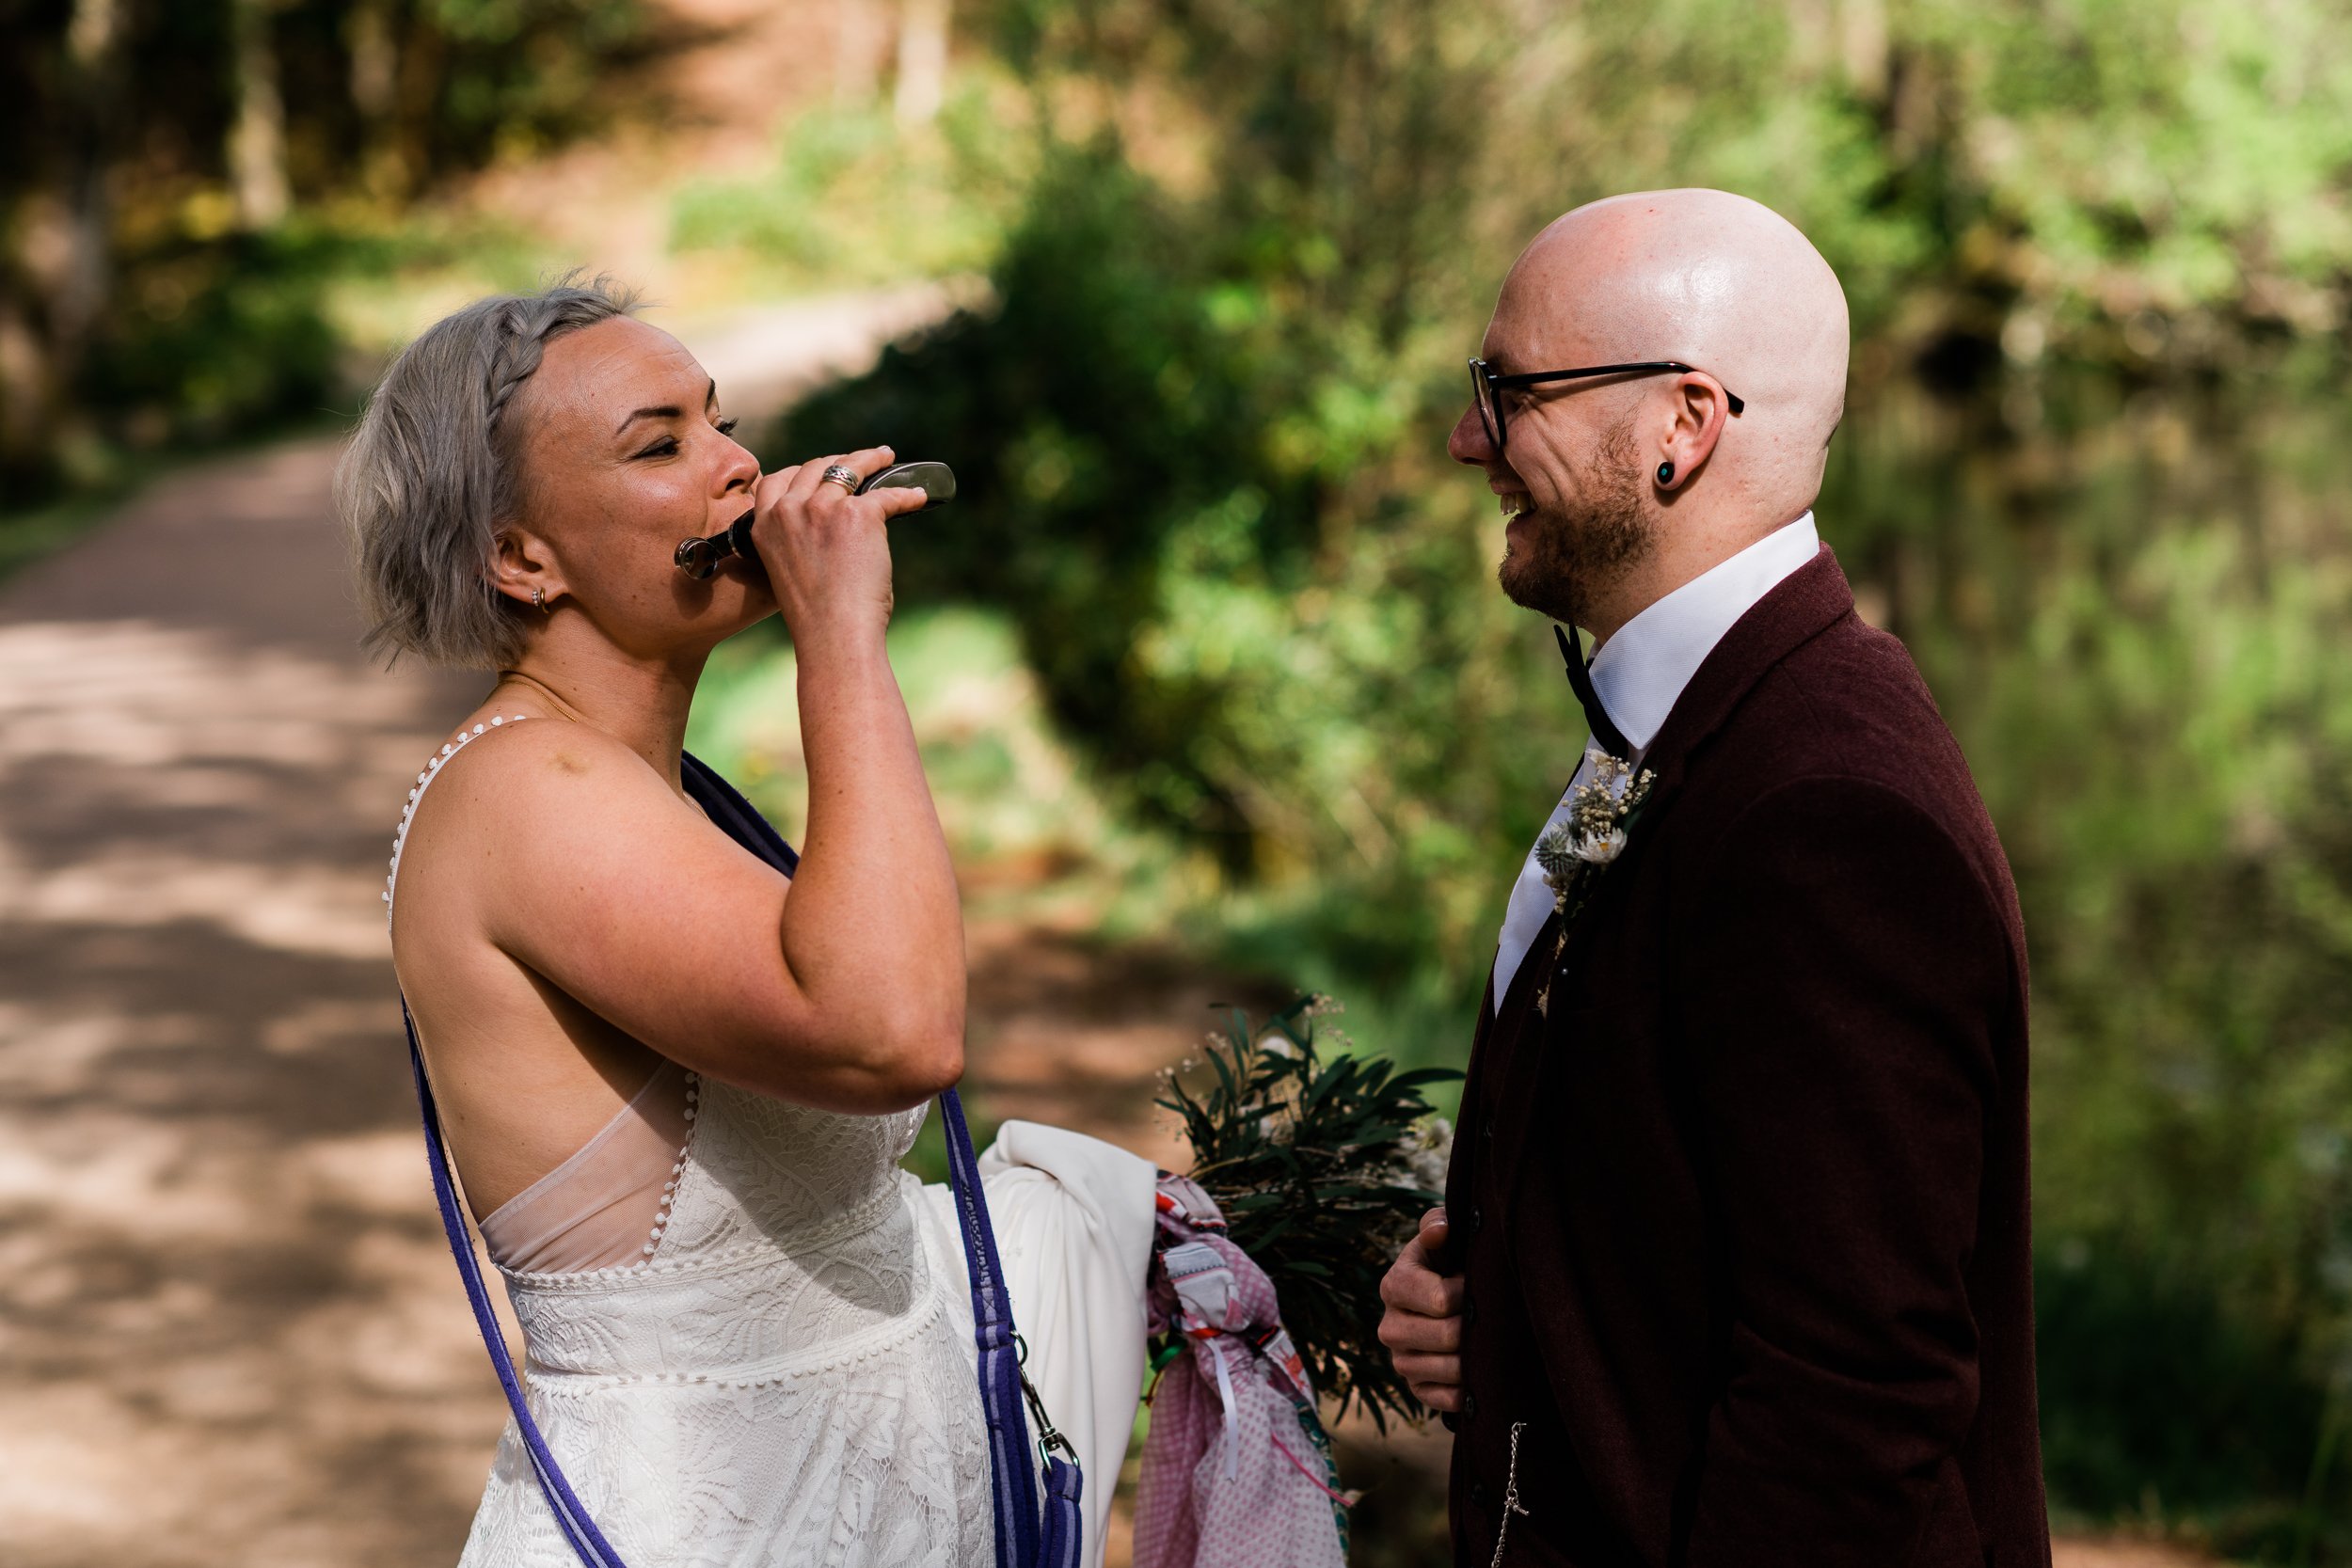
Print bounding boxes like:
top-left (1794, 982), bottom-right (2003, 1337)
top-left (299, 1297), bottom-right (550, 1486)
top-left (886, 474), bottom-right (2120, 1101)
top-left (501, 1081), bottom-right (937, 1385)
top-left (388, 719), bottom-right (993, 1565)
top-left (456, 1069), bottom-right (991, 1567)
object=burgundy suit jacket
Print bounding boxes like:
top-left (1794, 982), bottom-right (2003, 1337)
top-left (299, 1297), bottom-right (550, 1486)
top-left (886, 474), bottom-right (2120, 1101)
top-left (1445, 546), bottom-right (2051, 1568)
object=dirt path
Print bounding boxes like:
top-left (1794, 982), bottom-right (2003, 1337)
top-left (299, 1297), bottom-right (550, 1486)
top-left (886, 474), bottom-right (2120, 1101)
top-left (0, 436), bottom-right (497, 1566)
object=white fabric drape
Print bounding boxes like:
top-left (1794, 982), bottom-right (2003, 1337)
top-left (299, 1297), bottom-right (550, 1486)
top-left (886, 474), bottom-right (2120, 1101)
top-left (927, 1119), bottom-right (1159, 1568)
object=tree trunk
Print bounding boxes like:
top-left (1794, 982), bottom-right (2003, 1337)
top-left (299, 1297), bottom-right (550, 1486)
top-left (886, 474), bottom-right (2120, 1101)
top-left (835, 0), bottom-right (888, 105)
top-left (348, 0), bottom-right (397, 119)
top-left (1838, 0), bottom-right (1890, 102)
top-left (53, 0), bottom-right (120, 361)
top-left (0, 287), bottom-right (56, 486)
top-left (389, 10), bottom-right (449, 198)
top-left (230, 0), bottom-right (291, 230)
top-left (0, 0), bottom-right (120, 491)
top-left (346, 0), bottom-right (404, 198)
top-left (893, 0), bottom-right (951, 127)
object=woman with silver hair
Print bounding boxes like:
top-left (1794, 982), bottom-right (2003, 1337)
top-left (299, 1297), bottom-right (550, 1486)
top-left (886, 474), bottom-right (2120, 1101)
top-left (346, 278), bottom-right (1158, 1565)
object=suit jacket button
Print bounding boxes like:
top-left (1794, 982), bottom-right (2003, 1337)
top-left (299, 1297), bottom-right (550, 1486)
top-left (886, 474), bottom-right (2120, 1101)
top-left (1464, 1298), bottom-right (1479, 1326)
top-left (1462, 1391), bottom-right (1479, 1418)
top-left (1482, 1116), bottom-right (1495, 1139)
top-left (1469, 1205), bottom-right (1484, 1235)
top-left (1470, 1481), bottom-right (1490, 1512)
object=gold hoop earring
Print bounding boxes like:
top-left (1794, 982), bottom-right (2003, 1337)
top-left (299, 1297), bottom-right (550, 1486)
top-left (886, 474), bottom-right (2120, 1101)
top-left (532, 586), bottom-right (548, 613)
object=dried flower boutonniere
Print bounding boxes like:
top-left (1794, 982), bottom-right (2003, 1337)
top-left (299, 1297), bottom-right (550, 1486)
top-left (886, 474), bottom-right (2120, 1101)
top-left (1532, 751), bottom-right (1656, 1015)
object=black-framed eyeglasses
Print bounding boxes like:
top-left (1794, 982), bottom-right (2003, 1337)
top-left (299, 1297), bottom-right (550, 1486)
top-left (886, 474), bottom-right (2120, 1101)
top-left (1469, 358), bottom-right (1746, 451)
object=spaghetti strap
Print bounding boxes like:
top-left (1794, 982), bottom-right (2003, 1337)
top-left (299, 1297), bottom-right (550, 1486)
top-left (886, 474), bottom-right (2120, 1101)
top-left (384, 713), bottom-right (534, 923)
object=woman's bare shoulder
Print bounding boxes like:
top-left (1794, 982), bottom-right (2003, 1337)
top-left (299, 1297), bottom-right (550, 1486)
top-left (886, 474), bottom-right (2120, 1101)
top-left (393, 714), bottom-right (816, 1092)
top-left (428, 716), bottom-right (666, 814)
top-left (399, 718), bottom-right (710, 899)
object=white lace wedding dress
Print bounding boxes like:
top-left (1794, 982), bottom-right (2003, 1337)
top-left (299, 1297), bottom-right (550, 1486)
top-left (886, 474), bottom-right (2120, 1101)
top-left (387, 720), bottom-right (1154, 1568)
top-left (453, 1085), bottom-right (994, 1566)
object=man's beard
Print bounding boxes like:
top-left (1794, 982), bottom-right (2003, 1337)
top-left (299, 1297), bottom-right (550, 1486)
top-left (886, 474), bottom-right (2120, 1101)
top-left (1496, 423), bottom-right (1655, 627)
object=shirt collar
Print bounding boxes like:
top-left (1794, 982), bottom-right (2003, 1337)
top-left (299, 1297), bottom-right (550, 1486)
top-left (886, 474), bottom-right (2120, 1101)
top-left (1587, 512), bottom-right (1821, 754)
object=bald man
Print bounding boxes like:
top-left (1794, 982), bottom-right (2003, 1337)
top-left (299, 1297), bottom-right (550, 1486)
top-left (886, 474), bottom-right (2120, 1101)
top-left (1377, 191), bottom-right (2051, 1567)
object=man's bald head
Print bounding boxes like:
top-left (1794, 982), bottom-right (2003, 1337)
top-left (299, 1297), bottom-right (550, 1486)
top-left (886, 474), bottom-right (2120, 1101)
top-left (1507, 189), bottom-right (1849, 488)
top-left (1452, 189), bottom-right (1850, 637)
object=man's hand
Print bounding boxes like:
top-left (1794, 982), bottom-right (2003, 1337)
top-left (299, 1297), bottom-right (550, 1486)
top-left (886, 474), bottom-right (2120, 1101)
top-left (1378, 1206), bottom-right (1467, 1413)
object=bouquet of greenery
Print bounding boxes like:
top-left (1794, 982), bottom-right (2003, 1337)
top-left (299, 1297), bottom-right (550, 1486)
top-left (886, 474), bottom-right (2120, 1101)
top-left (1156, 995), bottom-right (1461, 1432)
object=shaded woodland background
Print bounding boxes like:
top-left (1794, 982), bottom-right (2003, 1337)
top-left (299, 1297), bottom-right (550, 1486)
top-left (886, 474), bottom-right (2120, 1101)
top-left (6, 0), bottom-right (2351, 1559)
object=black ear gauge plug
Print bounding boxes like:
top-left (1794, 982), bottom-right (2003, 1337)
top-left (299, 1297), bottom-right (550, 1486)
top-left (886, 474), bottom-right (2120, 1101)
top-left (675, 462), bottom-right (959, 579)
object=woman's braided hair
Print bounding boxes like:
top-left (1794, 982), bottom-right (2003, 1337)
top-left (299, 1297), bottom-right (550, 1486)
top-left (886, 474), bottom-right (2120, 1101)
top-left (339, 272), bottom-right (642, 670)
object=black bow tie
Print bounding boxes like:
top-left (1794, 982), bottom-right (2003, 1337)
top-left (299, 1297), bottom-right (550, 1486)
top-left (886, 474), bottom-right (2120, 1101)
top-left (1556, 625), bottom-right (1631, 761)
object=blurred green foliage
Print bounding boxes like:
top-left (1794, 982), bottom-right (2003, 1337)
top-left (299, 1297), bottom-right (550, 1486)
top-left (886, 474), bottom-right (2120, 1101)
top-left (763, 0), bottom-right (2352, 1551)
top-left (1, 0), bottom-right (657, 505)
top-left (670, 88), bottom-right (1032, 291)
top-left (79, 228), bottom-right (346, 447)
top-left (785, 134), bottom-right (1539, 1047)
top-left (1835, 381), bottom-right (2352, 1558)
top-left (688, 605), bottom-right (1173, 896)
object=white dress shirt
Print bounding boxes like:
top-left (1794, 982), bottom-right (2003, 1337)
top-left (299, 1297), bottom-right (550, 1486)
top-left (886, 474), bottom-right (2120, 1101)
top-left (1490, 512), bottom-right (1822, 1009)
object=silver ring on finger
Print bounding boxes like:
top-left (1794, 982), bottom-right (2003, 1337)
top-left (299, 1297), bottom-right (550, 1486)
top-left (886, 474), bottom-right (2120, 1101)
top-left (818, 465), bottom-right (862, 494)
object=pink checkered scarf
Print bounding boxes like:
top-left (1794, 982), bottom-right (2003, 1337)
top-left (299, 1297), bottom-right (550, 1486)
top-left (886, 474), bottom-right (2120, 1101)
top-left (1132, 1176), bottom-right (1349, 1568)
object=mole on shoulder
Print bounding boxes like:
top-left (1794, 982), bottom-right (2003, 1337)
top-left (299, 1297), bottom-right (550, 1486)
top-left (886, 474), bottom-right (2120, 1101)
top-left (552, 750), bottom-right (589, 775)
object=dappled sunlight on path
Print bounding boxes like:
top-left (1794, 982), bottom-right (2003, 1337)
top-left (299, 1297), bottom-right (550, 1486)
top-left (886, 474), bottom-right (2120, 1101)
top-left (0, 439), bottom-right (496, 1567)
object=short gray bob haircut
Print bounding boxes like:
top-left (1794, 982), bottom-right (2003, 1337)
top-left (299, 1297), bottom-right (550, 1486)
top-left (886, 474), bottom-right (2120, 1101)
top-left (339, 274), bottom-right (641, 670)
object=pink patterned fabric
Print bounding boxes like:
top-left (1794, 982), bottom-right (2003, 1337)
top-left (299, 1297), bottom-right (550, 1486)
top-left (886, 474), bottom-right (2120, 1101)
top-left (1133, 1180), bottom-right (1348, 1568)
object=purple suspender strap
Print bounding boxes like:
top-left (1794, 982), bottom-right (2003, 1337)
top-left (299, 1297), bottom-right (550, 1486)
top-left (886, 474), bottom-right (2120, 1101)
top-left (400, 751), bottom-right (1081, 1567)
top-left (403, 998), bottom-right (628, 1568)
top-left (936, 1084), bottom-right (1086, 1568)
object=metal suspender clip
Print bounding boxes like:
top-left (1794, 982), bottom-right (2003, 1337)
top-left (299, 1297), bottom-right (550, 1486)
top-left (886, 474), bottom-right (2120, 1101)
top-left (1020, 1366), bottom-right (1079, 1465)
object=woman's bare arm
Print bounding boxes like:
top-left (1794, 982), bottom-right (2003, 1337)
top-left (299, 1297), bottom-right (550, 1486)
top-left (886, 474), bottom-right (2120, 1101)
top-left (411, 448), bottom-right (963, 1113)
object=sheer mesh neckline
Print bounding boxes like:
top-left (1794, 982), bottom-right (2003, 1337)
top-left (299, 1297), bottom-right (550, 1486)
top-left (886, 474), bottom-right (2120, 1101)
top-left (477, 1057), bottom-right (695, 1273)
